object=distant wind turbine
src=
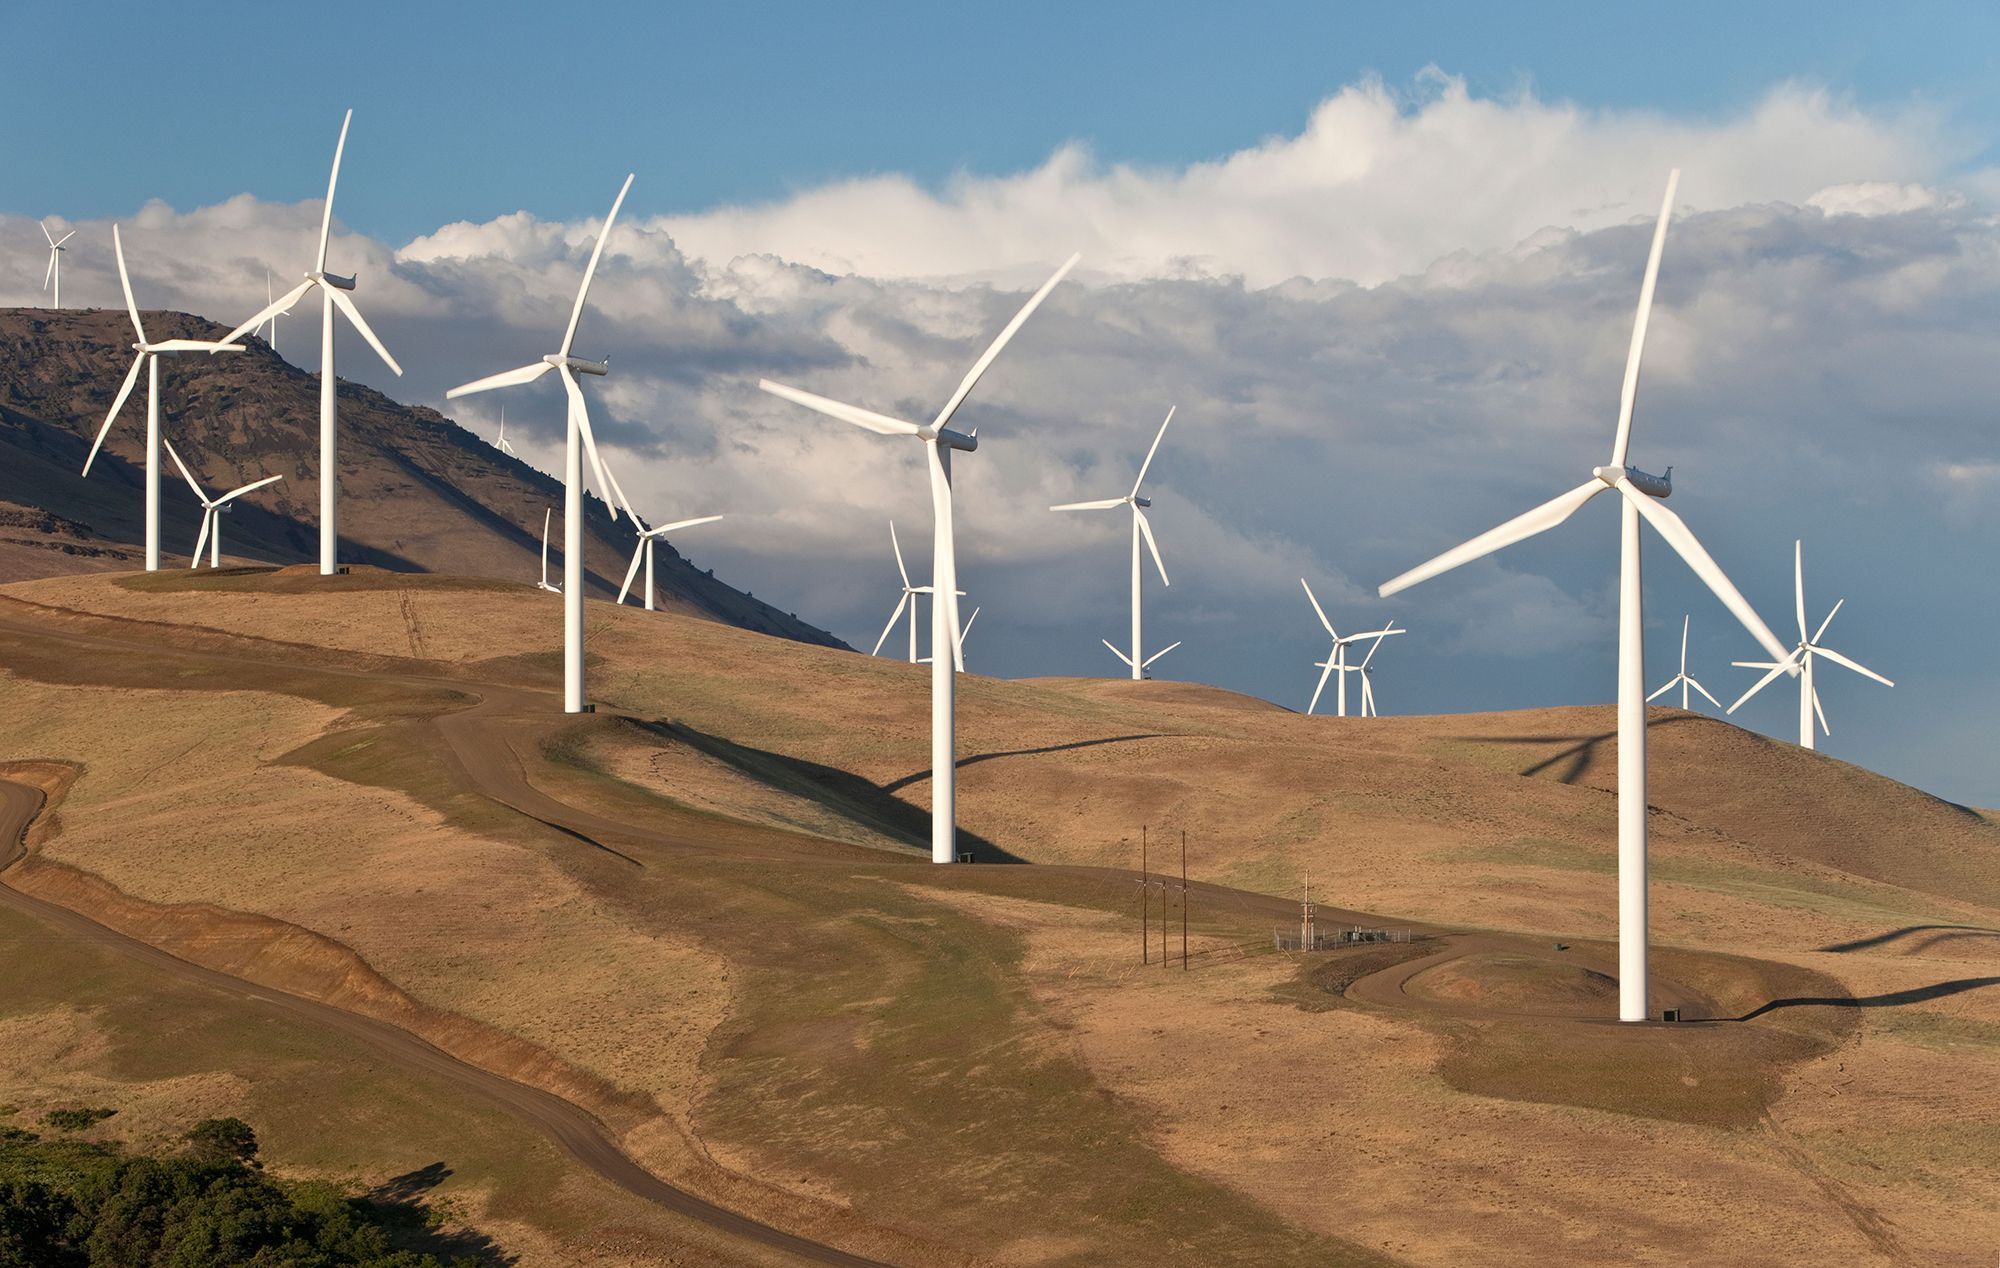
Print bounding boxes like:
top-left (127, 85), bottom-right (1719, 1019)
top-left (496, 406), bottom-right (517, 457)
top-left (81, 225), bottom-right (243, 571)
top-left (1346, 620), bottom-right (1403, 717)
top-left (253, 271), bottom-right (282, 355)
top-left (1647, 615), bottom-right (1721, 711)
top-left (449, 174), bottom-right (636, 713)
top-left (1300, 579), bottom-right (1401, 716)
top-left (41, 221), bottom-right (74, 309)
top-left (163, 440), bottom-right (282, 569)
top-left (1052, 406), bottom-right (1177, 679)
top-left (761, 252), bottom-right (1079, 863)
top-left (618, 509), bottom-right (724, 611)
top-left (219, 109), bottom-right (403, 577)
top-left (1728, 540), bottom-right (1892, 748)
top-left (871, 521), bottom-right (934, 663)
top-left (919, 607), bottom-right (979, 670)
top-left (537, 509), bottom-right (560, 594)
top-left (1376, 170), bottom-right (1793, 1024)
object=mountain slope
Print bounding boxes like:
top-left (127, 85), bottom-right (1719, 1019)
top-left (0, 307), bottom-right (842, 647)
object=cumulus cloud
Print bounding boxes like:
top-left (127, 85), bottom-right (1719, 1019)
top-left (0, 71), bottom-right (1994, 804)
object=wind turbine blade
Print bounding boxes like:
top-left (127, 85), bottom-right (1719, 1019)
top-left (1681, 614), bottom-right (1691, 668)
top-left (326, 287), bottom-right (403, 376)
top-left (1050, 498), bottom-right (1127, 511)
top-left (218, 279), bottom-right (316, 347)
top-left (1646, 678), bottom-right (1677, 703)
top-left (958, 606), bottom-right (979, 647)
top-left (1811, 598), bottom-right (1845, 646)
top-left (1101, 639), bottom-right (1136, 669)
top-left (317, 109), bottom-right (352, 273)
top-left (1136, 508), bottom-right (1169, 586)
top-left (1689, 676), bottom-right (1722, 709)
top-left (1608, 169), bottom-right (1678, 469)
top-left (1728, 655), bottom-right (1798, 714)
top-left (447, 360), bottom-right (554, 398)
top-left (890, 521), bottom-right (912, 589)
top-left (950, 604), bottom-right (972, 672)
top-left (1307, 657), bottom-right (1336, 715)
top-left (41, 221), bottom-right (57, 248)
top-left (43, 250), bottom-right (55, 291)
top-left (1813, 687), bottom-right (1831, 737)
top-left (759, 379), bottom-right (919, 435)
top-left (148, 340), bottom-right (245, 353)
top-left (559, 173), bottom-right (634, 358)
top-left (1814, 646), bottom-right (1894, 688)
top-left (191, 509), bottom-right (212, 569)
top-left (83, 353), bottom-right (147, 476)
top-left (540, 508), bottom-right (552, 581)
top-left (598, 452), bottom-right (639, 525)
top-left (617, 539), bottom-right (645, 604)
top-left (1129, 405), bottom-right (1175, 497)
top-left (1620, 481), bottom-right (1792, 664)
top-left (871, 593), bottom-right (910, 657)
top-left (1300, 578), bottom-right (1336, 637)
top-left (1357, 627), bottom-right (1394, 669)
top-left (929, 252), bottom-right (1080, 433)
top-left (560, 367), bottom-right (620, 523)
top-left (1142, 640), bottom-right (1181, 669)
top-left (1361, 674), bottom-right (1377, 718)
top-left (651, 515), bottom-right (723, 535)
top-left (214, 474), bottom-right (283, 505)
top-left (1794, 539), bottom-right (1808, 643)
top-left (923, 444), bottom-right (966, 660)
top-left (54, 230), bottom-right (75, 248)
top-left (1379, 479), bottom-right (1605, 597)
top-left (113, 225), bottom-right (146, 345)
top-left (163, 438), bottom-right (204, 500)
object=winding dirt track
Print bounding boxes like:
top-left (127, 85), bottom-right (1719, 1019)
top-left (0, 773), bottom-right (886, 1267)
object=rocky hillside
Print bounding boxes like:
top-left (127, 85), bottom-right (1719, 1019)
top-left (0, 307), bottom-right (842, 647)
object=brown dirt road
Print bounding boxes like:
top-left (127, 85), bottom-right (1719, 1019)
top-left (0, 774), bottom-right (890, 1268)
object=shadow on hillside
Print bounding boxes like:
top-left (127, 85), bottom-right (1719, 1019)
top-left (1457, 714), bottom-right (1705, 784)
top-left (880, 733), bottom-right (1170, 794)
top-left (630, 718), bottom-right (1028, 863)
top-left (1699, 976), bottom-right (2000, 1022)
top-left (1819, 924), bottom-right (2000, 954)
top-left (365, 1162), bottom-right (517, 1265)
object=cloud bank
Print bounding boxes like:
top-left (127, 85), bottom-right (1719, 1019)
top-left (3, 72), bottom-right (1994, 805)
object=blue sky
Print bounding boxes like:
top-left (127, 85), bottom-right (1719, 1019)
top-left (8, 2), bottom-right (2000, 239)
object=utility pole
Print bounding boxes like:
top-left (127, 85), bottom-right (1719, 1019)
top-left (1300, 866), bottom-right (1317, 952)
top-left (1180, 829), bottom-right (1189, 970)
top-left (1138, 825), bottom-right (1149, 966)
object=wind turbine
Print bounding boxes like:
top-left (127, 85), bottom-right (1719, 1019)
top-left (761, 253), bottom-right (1078, 863)
top-left (496, 406), bottom-right (517, 457)
top-left (871, 521), bottom-right (935, 663)
top-left (80, 225), bottom-right (243, 571)
top-left (41, 221), bottom-right (74, 309)
top-left (218, 109), bottom-right (403, 576)
top-left (918, 607), bottom-right (979, 670)
top-left (253, 271), bottom-right (282, 355)
top-left (162, 440), bottom-right (282, 568)
top-left (1051, 406), bottom-right (1177, 679)
top-left (1647, 615), bottom-right (1721, 711)
top-left (449, 174), bottom-right (635, 713)
top-left (1727, 540), bottom-right (1892, 749)
top-left (618, 510), bottom-right (724, 610)
top-left (537, 509), bottom-right (560, 594)
top-left (1376, 171), bottom-right (1793, 1023)
top-left (1347, 621), bottom-right (1404, 717)
top-left (1300, 579), bottom-right (1401, 716)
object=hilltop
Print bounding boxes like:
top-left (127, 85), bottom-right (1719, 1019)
top-left (0, 307), bottom-right (842, 647)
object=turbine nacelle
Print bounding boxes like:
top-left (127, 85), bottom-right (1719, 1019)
top-left (306, 269), bottom-right (357, 291)
top-left (546, 353), bottom-right (609, 377)
top-left (932, 425), bottom-right (977, 452)
top-left (1593, 465), bottom-right (1673, 498)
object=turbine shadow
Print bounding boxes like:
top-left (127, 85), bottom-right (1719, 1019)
top-left (1696, 976), bottom-right (2000, 1022)
top-left (881, 733), bottom-right (1171, 794)
top-left (1818, 924), bottom-right (2000, 954)
top-left (1457, 714), bottom-right (1705, 784)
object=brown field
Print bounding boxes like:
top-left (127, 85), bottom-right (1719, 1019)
top-left (1, 568), bottom-right (1996, 1265)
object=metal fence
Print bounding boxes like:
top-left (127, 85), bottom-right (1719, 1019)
top-left (1272, 926), bottom-right (1413, 951)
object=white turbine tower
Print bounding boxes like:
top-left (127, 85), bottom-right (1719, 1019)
top-left (1051, 406), bottom-right (1177, 679)
top-left (253, 271), bottom-right (282, 356)
top-left (1728, 540), bottom-right (1892, 748)
top-left (41, 222), bottom-right (74, 309)
top-left (218, 109), bottom-right (404, 577)
top-left (81, 226), bottom-right (243, 571)
top-left (1300, 579), bottom-right (1401, 716)
top-left (537, 509), bottom-right (560, 594)
top-left (761, 253), bottom-right (1078, 864)
top-left (618, 510), bottom-right (724, 611)
top-left (162, 440), bottom-right (283, 569)
top-left (449, 174), bottom-right (635, 714)
top-left (1647, 615), bottom-right (1721, 711)
top-left (1376, 171), bottom-right (1794, 1023)
top-left (1347, 621), bottom-right (1404, 718)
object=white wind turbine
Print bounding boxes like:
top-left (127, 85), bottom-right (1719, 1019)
top-left (537, 509), bottom-right (560, 594)
top-left (1647, 615), bottom-right (1721, 711)
top-left (1346, 621), bottom-right (1404, 718)
top-left (41, 221), bottom-right (75, 309)
top-left (81, 226), bottom-right (244, 571)
top-left (162, 440), bottom-right (283, 568)
top-left (618, 510), bottom-right (724, 611)
top-left (218, 109), bottom-right (403, 576)
top-left (253, 271), bottom-right (282, 355)
top-left (1051, 406), bottom-right (1177, 679)
top-left (496, 406), bottom-right (517, 457)
top-left (918, 606), bottom-right (978, 671)
top-left (449, 174), bottom-right (636, 714)
top-left (1376, 171), bottom-right (1794, 1023)
top-left (872, 521), bottom-right (936, 663)
top-left (1300, 579), bottom-right (1402, 716)
top-left (761, 253), bottom-right (1078, 864)
top-left (1727, 540), bottom-right (1892, 749)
